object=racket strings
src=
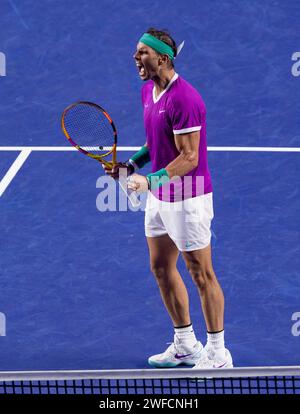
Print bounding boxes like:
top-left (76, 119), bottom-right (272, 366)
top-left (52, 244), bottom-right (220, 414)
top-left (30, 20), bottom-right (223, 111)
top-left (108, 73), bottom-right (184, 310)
top-left (63, 104), bottom-right (115, 154)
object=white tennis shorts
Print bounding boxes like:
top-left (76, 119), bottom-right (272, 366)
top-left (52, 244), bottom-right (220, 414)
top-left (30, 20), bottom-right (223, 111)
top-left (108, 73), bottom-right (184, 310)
top-left (145, 191), bottom-right (214, 251)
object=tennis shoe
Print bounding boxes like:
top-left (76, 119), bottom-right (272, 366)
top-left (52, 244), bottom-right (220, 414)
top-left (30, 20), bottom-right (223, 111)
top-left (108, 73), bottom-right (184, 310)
top-left (192, 346), bottom-right (233, 370)
top-left (148, 341), bottom-right (203, 368)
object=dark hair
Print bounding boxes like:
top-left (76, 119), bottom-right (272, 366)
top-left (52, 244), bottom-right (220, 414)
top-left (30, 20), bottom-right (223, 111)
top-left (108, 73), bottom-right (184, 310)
top-left (146, 28), bottom-right (177, 67)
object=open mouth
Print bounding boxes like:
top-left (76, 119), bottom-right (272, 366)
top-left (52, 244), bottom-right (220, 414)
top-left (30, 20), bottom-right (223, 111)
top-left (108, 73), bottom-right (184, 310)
top-left (136, 63), bottom-right (145, 76)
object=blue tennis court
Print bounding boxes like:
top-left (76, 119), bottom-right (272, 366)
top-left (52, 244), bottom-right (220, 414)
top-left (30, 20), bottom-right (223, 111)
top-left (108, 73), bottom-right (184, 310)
top-left (0, 0), bottom-right (299, 377)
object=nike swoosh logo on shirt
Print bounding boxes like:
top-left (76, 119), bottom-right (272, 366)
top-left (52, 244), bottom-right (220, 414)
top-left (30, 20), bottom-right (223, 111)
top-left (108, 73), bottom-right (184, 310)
top-left (174, 353), bottom-right (192, 359)
top-left (159, 109), bottom-right (166, 113)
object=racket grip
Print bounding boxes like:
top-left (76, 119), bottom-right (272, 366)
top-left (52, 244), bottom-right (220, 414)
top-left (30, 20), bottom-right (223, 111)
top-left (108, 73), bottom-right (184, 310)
top-left (112, 144), bottom-right (117, 166)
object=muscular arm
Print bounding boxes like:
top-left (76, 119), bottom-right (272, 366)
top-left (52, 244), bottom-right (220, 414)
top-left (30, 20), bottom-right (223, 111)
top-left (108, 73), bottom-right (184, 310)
top-left (165, 130), bottom-right (200, 178)
top-left (127, 133), bottom-right (200, 192)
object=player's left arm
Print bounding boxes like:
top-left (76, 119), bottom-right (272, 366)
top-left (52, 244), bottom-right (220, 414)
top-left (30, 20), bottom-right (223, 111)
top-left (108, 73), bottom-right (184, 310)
top-left (165, 130), bottom-right (200, 178)
top-left (127, 131), bottom-right (200, 192)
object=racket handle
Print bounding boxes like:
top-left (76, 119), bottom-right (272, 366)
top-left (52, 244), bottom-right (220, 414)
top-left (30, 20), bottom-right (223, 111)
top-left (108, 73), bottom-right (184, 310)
top-left (98, 159), bottom-right (113, 168)
top-left (112, 144), bottom-right (117, 166)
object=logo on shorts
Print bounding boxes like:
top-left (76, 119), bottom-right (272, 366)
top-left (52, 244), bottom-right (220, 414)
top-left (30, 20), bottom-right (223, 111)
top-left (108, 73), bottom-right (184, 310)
top-left (185, 241), bottom-right (195, 248)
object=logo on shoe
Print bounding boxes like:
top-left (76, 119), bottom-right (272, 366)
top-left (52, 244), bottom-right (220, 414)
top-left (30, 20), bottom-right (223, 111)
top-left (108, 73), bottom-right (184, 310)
top-left (214, 361), bottom-right (227, 368)
top-left (174, 353), bottom-right (192, 359)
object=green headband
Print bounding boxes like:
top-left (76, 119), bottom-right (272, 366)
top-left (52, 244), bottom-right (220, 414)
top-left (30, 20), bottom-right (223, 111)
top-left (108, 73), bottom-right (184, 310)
top-left (139, 33), bottom-right (175, 60)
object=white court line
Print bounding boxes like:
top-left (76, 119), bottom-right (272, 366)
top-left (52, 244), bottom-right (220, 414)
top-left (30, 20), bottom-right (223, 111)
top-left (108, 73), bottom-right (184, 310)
top-left (0, 149), bottom-right (31, 197)
top-left (208, 146), bottom-right (300, 152)
top-left (0, 146), bottom-right (299, 198)
top-left (0, 146), bottom-right (299, 152)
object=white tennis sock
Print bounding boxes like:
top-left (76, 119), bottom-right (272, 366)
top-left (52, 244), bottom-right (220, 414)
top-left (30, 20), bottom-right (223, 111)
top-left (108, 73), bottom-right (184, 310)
top-left (206, 330), bottom-right (226, 359)
top-left (174, 324), bottom-right (198, 351)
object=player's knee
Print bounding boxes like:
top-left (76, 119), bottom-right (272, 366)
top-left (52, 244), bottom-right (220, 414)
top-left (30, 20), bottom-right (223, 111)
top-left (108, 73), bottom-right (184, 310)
top-left (150, 263), bottom-right (175, 289)
top-left (188, 265), bottom-right (215, 290)
top-left (150, 263), bottom-right (168, 280)
top-left (190, 270), bottom-right (206, 290)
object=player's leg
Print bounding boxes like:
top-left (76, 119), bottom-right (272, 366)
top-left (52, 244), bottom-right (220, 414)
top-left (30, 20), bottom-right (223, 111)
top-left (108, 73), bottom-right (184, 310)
top-left (182, 244), bottom-right (224, 333)
top-left (147, 234), bottom-right (190, 327)
top-left (182, 245), bottom-right (233, 368)
top-left (146, 233), bottom-right (202, 367)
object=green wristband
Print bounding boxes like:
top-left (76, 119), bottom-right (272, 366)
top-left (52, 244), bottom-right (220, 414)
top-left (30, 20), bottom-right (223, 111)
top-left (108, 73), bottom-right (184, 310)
top-left (146, 168), bottom-right (170, 190)
top-left (129, 146), bottom-right (151, 171)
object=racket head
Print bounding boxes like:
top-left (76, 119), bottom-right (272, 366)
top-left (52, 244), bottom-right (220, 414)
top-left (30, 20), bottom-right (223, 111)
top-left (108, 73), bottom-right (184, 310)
top-left (61, 101), bottom-right (117, 166)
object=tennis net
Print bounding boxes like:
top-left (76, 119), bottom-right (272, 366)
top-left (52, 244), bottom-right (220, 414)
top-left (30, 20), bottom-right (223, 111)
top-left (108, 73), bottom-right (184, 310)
top-left (0, 366), bottom-right (299, 395)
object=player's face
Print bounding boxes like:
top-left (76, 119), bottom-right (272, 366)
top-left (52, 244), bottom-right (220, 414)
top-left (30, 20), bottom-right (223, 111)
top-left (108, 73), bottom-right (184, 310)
top-left (133, 43), bottom-right (160, 81)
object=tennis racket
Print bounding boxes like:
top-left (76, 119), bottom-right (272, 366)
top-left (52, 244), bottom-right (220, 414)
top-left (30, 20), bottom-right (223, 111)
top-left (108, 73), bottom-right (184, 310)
top-left (61, 101), bottom-right (140, 207)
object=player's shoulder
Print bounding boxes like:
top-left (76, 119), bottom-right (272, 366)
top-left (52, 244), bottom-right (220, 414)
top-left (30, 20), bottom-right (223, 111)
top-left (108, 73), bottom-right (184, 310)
top-left (170, 76), bottom-right (205, 107)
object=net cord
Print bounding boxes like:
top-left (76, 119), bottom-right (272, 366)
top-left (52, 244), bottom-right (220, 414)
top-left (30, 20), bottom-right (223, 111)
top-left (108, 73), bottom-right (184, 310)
top-left (0, 366), bottom-right (299, 382)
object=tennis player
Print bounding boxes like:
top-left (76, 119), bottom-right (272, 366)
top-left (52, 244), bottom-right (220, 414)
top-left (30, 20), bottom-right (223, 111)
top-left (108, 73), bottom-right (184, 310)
top-left (105, 28), bottom-right (233, 369)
